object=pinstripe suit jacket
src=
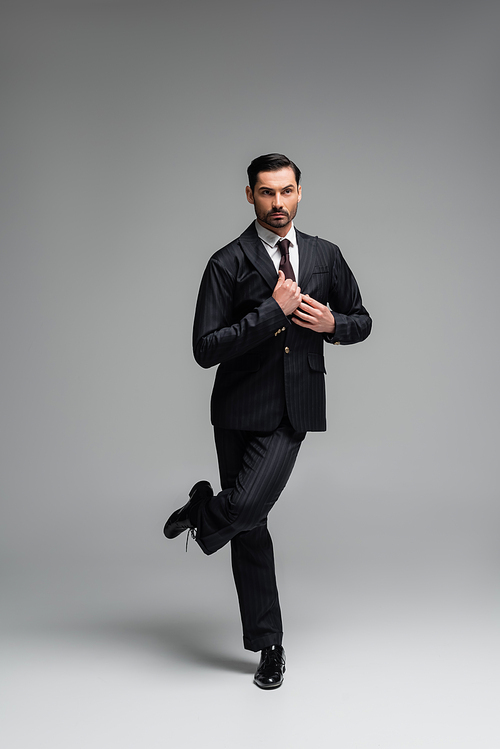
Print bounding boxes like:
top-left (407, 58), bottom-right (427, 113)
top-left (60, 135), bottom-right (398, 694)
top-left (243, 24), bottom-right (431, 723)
top-left (193, 222), bottom-right (371, 432)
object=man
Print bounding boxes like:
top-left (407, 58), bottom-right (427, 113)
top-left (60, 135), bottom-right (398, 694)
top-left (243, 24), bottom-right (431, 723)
top-left (164, 153), bottom-right (372, 689)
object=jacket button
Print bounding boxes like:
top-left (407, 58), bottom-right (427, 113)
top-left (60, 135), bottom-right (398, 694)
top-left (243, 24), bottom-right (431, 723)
top-left (282, 327), bottom-right (286, 331)
top-left (285, 347), bottom-right (290, 354)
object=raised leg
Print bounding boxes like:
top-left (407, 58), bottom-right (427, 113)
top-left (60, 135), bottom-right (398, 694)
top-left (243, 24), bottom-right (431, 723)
top-left (196, 417), bottom-right (306, 555)
top-left (201, 416), bottom-right (305, 651)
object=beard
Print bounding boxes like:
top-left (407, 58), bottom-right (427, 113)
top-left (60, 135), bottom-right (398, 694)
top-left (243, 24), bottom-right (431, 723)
top-left (256, 202), bottom-right (298, 229)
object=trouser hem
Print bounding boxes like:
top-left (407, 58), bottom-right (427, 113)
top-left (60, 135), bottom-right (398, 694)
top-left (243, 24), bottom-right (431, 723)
top-left (243, 632), bottom-right (283, 652)
top-left (195, 535), bottom-right (213, 556)
top-left (195, 524), bottom-right (242, 555)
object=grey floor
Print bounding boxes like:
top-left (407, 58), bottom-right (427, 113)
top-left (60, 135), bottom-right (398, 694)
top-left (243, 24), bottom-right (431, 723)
top-left (2, 551), bottom-right (498, 748)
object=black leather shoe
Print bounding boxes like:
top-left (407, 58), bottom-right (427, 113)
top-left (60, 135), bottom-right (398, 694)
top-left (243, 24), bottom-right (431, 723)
top-left (163, 481), bottom-right (213, 539)
top-left (253, 645), bottom-right (286, 689)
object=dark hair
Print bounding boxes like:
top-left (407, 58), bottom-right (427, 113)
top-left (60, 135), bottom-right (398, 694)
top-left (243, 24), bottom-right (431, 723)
top-left (247, 153), bottom-right (301, 192)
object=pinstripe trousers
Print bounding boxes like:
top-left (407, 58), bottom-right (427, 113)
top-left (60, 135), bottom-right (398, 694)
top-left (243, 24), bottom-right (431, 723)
top-left (194, 413), bottom-right (306, 652)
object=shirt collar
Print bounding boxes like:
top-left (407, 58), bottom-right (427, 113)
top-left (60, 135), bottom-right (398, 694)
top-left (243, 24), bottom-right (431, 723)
top-left (254, 220), bottom-right (296, 250)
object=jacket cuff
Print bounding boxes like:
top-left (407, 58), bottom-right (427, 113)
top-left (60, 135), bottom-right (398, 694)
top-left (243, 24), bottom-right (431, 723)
top-left (269, 297), bottom-right (293, 325)
top-left (324, 313), bottom-right (348, 344)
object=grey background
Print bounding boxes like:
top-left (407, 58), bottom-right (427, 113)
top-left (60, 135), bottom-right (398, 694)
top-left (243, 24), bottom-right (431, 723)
top-left (1, 1), bottom-right (499, 747)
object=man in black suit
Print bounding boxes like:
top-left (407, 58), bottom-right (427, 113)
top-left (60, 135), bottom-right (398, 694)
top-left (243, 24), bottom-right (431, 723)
top-left (164, 153), bottom-right (372, 689)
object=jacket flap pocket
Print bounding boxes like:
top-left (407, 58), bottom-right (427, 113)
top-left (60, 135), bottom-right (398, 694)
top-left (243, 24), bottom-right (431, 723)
top-left (307, 353), bottom-right (327, 374)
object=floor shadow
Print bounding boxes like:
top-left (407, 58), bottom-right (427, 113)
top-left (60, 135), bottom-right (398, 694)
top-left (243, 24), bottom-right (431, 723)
top-left (28, 615), bottom-right (256, 675)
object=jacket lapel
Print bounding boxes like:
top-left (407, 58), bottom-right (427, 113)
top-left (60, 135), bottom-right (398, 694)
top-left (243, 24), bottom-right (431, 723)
top-left (296, 229), bottom-right (316, 291)
top-left (238, 223), bottom-right (318, 293)
top-left (238, 223), bottom-right (278, 291)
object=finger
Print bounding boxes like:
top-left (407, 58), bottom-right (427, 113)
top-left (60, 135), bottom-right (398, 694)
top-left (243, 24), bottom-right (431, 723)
top-left (292, 317), bottom-right (311, 328)
top-left (294, 308), bottom-right (316, 320)
top-left (302, 294), bottom-right (323, 309)
top-left (275, 270), bottom-right (285, 289)
top-left (298, 301), bottom-right (320, 316)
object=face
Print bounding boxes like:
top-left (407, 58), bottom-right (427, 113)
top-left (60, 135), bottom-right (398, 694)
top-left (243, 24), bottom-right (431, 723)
top-left (246, 167), bottom-right (302, 236)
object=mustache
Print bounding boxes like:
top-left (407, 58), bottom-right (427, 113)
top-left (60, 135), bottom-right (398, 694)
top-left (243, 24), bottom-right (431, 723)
top-left (268, 209), bottom-right (289, 217)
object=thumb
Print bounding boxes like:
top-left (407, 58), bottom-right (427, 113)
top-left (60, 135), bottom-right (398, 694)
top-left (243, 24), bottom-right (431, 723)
top-left (275, 270), bottom-right (285, 288)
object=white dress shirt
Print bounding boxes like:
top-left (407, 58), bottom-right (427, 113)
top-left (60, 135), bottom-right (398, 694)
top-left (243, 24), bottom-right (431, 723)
top-left (254, 220), bottom-right (299, 283)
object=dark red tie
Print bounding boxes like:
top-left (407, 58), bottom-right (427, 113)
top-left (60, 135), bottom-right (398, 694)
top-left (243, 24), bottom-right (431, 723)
top-left (277, 238), bottom-right (295, 282)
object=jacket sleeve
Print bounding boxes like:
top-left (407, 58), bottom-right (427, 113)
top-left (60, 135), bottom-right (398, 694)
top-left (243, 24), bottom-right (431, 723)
top-left (192, 258), bottom-right (290, 369)
top-left (324, 247), bottom-right (372, 345)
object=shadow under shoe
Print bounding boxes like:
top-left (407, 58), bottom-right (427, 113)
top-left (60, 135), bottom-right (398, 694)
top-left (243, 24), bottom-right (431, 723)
top-left (253, 644), bottom-right (286, 689)
top-left (163, 481), bottom-right (213, 539)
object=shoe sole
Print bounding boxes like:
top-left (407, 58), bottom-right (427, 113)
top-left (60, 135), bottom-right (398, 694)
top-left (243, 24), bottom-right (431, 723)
top-left (253, 666), bottom-right (285, 689)
top-left (163, 514), bottom-right (188, 539)
top-left (253, 678), bottom-right (284, 689)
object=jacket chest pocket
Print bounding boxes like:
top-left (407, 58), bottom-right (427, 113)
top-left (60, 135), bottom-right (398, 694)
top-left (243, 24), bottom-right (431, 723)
top-left (303, 266), bottom-right (330, 302)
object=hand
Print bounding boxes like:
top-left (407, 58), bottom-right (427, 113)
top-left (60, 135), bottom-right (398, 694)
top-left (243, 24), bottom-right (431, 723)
top-left (272, 270), bottom-right (302, 316)
top-left (292, 294), bottom-right (336, 334)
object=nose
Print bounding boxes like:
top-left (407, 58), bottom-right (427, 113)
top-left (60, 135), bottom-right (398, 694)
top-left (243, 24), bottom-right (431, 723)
top-left (272, 193), bottom-right (283, 209)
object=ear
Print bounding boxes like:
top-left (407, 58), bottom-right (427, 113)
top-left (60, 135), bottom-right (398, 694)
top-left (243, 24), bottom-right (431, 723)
top-left (245, 186), bottom-right (255, 204)
top-left (297, 185), bottom-right (302, 202)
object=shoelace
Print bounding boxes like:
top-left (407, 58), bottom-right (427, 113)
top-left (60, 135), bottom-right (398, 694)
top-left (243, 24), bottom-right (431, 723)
top-left (185, 527), bottom-right (196, 552)
top-left (261, 648), bottom-right (285, 668)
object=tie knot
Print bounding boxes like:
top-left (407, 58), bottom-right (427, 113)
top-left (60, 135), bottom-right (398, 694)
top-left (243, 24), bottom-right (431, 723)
top-left (277, 238), bottom-right (291, 257)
